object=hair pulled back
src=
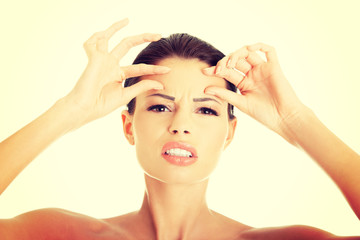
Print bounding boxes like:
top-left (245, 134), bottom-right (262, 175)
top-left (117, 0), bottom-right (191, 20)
top-left (124, 33), bottom-right (237, 120)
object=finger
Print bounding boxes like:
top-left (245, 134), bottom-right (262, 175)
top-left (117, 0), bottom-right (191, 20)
top-left (83, 32), bottom-right (99, 56)
top-left (97, 18), bottom-right (130, 52)
top-left (246, 52), bottom-right (265, 66)
top-left (233, 58), bottom-right (252, 75)
top-left (202, 66), bottom-right (216, 76)
top-left (103, 18), bottom-right (129, 39)
top-left (111, 33), bottom-right (162, 60)
top-left (247, 42), bottom-right (278, 63)
top-left (227, 47), bottom-right (249, 69)
top-left (83, 18), bottom-right (129, 54)
top-left (122, 80), bottom-right (164, 103)
top-left (214, 66), bottom-right (245, 89)
top-left (205, 86), bottom-right (247, 114)
top-left (215, 56), bottom-right (229, 75)
top-left (121, 64), bottom-right (171, 79)
top-left (203, 66), bottom-right (245, 90)
top-left (97, 35), bottom-right (108, 52)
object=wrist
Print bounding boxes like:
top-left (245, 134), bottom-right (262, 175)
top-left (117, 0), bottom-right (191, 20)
top-left (278, 104), bottom-right (315, 146)
top-left (51, 96), bottom-right (90, 133)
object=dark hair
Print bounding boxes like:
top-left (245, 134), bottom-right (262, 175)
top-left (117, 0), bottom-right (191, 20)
top-left (124, 33), bottom-right (237, 120)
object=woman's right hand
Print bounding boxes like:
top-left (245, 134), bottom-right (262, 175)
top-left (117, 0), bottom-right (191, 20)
top-left (62, 18), bottom-right (170, 128)
top-left (0, 19), bottom-right (170, 195)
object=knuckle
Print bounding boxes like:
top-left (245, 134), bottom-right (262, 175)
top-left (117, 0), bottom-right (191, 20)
top-left (230, 54), bottom-right (239, 62)
top-left (84, 38), bottom-right (93, 45)
top-left (261, 42), bottom-right (275, 51)
top-left (83, 40), bottom-right (94, 50)
top-left (90, 32), bottom-right (102, 40)
top-left (138, 63), bottom-right (147, 73)
top-left (119, 70), bottom-right (126, 81)
top-left (220, 57), bottom-right (228, 65)
top-left (222, 69), bottom-right (230, 78)
top-left (141, 33), bottom-right (152, 41)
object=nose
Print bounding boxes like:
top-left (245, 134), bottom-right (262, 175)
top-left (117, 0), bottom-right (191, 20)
top-left (168, 109), bottom-right (191, 135)
top-left (171, 129), bottom-right (190, 134)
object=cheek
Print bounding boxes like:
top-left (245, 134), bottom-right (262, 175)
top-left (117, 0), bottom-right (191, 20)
top-left (197, 117), bottom-right (229, 144)
top-left (195, 118), bottom-right (229, 163)
top-left (190, 119), bottom-right (229, 181)
top-left (133, 113), bottom-right (166, 142)
top-left (132, 112), bottom-right (167, 174)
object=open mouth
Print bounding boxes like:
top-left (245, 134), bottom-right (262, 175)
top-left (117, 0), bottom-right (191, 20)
top-left (164, 148), bottom-right (193, 158)
top-left (161, 142), bottom-right (198, 166)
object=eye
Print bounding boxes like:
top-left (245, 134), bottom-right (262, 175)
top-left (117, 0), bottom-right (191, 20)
top-left (147, 104), bottom-right (170, 112)
top-left (197, 107), bottom-right (219, 116)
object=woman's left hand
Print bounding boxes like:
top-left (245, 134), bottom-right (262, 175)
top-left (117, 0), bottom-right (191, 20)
top-left (203, 43), bottom-right (305, 142)
top-left (203, 44), bottom-right (360, 221)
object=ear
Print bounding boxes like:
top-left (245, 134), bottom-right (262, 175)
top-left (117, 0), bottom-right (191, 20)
top-left (121, 110), bottom-right (135, 145)
top-left (224, 117), bottom-right (237, 150)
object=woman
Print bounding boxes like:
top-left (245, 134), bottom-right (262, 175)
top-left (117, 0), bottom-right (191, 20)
top-left (0, 18), bottom-right (359, 240)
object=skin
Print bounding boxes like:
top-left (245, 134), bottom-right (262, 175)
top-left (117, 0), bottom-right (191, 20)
top-left (0, 19), bottom-right (359, 240)
top-left (120, 57), bottom-right (242, 239)
top-left (126, 57), bottom-right (235, 184)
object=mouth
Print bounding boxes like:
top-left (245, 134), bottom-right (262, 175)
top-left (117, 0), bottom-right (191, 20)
top-left (161, 142), bottom-right (198, 166)
top-left (164, 148), bottom-right (193, 158)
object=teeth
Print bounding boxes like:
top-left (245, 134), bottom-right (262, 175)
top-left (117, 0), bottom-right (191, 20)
top-left (165, 148), bottom-right (192, 157)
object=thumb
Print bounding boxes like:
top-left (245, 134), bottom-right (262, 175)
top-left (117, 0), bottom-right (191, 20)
top-left (122, 80), bottom-right (164, 103)
top-left (205, 86), bottom-right (248, 114)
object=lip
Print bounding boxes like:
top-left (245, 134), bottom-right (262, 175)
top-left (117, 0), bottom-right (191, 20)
top-left (161, 142), bottom-right (198, 166)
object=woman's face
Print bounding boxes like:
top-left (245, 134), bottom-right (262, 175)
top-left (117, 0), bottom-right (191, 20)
top-left (122, 58), bottom-right (237, 184)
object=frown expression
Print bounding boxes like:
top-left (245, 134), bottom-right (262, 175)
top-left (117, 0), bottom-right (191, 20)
top-left (123, 57), bottom-right (236, 184)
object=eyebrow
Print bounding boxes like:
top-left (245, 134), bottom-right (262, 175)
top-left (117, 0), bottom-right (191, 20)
top-left (193, 97), bottom-right (220, 104)
top-left (147, 93), bottom-right (221, 104)
top-left (147, 93), bottom-right (175, 101)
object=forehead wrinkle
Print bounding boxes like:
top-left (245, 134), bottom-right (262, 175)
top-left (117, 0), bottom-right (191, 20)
top-left (145, 92), bottom-right (224, 107)
top-left (141, 58), bottom-right (227, 104)
top-left (193, 97), bottom-right (221, 105)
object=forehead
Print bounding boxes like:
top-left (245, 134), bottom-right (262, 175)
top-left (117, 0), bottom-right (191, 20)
top-left (142, 57), bottom-right (227, 91)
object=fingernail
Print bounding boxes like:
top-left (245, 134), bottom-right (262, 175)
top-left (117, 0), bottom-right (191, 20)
top-left (157, 66), bottom-right (171, 73)
top-left (227, 59), bottom-right (231, 68)
top-left (202, 67), bottom-right (213, 74)
top-left (154, 85), bottom-right (164, 90)
top-left (205, 89), bottom-right (215, 95)
top-left (216, 66), bottom-right (222, 75)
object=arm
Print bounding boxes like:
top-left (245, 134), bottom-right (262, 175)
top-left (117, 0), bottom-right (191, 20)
top-left (202, 43), bottom-right (360, 220)
top-left (281, 104), bottom-right (360, 220)
top-left (0, 99), bottom-right (79, 195)
top-left (0, 19), bottom-right (169, 195)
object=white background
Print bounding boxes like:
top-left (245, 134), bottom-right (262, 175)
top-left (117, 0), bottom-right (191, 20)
top-left (0, 0), bottom-right (359, 236)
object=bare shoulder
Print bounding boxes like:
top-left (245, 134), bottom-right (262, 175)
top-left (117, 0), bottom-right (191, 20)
top-left (238, 225), bottom-right (360, 240)
top-left (0, 208), bottom-right (125, 240)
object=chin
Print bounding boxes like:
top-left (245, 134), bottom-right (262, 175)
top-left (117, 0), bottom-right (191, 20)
top-left (140, 161), bottom-right (216, 185)
top-left (144, 172), bottom-right (211, 185)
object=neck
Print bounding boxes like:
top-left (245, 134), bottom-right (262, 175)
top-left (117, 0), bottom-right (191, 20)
top-left (138, 174), bottom-right (212, 240)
